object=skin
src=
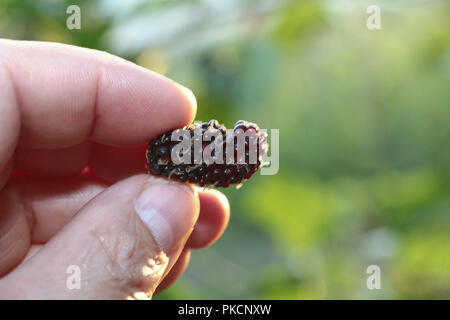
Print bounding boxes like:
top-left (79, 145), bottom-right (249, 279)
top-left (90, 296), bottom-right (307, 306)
top-left (0, 39), bottom-right (230, 299)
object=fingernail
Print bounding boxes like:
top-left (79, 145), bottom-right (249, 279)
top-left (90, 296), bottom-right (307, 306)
top-left (134, 180), bottom-right (197, 253)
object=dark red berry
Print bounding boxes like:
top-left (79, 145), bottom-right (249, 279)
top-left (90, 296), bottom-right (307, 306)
top-left (146, 120), bottom-right (268, 187)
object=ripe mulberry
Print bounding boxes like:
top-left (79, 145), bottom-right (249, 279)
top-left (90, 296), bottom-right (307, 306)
top-left (146, 120), bottom-right (268, 187)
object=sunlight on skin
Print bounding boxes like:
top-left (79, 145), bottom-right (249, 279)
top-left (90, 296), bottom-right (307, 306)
top-left (126, 252), bottom-right (169, 300)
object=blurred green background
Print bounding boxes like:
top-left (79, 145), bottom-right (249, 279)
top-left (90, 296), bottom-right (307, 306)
top-left (1, 0), bottom-right (449, 299)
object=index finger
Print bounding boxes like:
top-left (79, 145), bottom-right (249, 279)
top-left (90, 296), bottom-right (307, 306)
top-left (0, 39), bottom-right (196, 149)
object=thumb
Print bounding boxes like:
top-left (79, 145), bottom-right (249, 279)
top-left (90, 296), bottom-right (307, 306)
top-left (2, 174), bottom-right (199, 299)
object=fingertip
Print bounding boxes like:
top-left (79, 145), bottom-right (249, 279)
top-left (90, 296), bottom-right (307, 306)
top-left (209, 189), bottom-right (230, 218)
top-left (187, 189), bottom-right (230, 249)
top-left (174, 82), bottom-right (197, 126)
top-left (199, 188), bottom-right (230, 226)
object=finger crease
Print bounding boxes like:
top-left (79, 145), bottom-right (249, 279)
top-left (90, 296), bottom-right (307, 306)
top-left (0, 61), bottom-right (21, 174)
top-left (86, 64), bottom-right (103, 166)
top-left (88, 64), bottom-right (103, 141)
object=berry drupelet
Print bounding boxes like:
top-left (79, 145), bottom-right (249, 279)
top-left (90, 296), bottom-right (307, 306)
top-left (146, 120), bottom-right (268, 187)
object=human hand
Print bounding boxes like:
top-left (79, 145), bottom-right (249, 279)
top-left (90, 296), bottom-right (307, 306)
top-left (0, 39), bottom-right (230, 299)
